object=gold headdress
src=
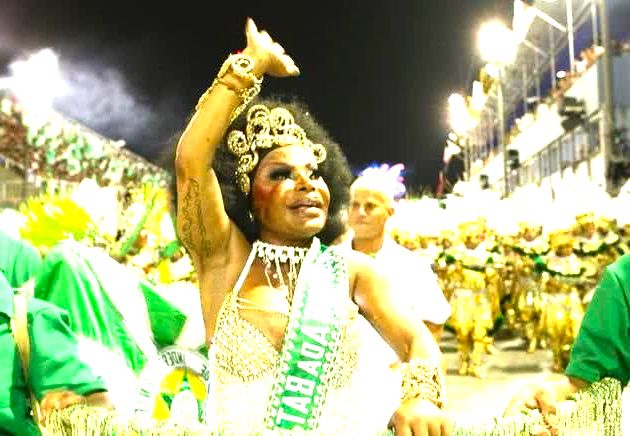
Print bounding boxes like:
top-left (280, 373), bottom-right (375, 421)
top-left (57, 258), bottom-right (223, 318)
top-left (457, 220), bottom-right (483, 238)
top-left (549, 230), bottom-right (574, 251)
top-left (439, 229), bottom-right (455, 241)
top-left (226, 104), bottom-right (327, 194)
top-left (595, 216), bottom-right (616, 231)
top-left (575, 212), bottom-right (595, 226)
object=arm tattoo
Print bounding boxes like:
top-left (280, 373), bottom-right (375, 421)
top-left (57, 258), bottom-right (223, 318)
top-left (180, 183), bottom-right (194, 251)
top-left (181, 178), bottom-right (212, 257)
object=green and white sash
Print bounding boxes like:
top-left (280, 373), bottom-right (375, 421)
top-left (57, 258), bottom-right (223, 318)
top-left (264, 239), bottom-right (348, 431)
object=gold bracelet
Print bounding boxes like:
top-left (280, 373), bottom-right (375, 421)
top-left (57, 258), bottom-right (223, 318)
top-left (400, 359), bottom-right (446, 410)
top-left (196, 53), bottom-right (263, 121)
top-left (214, 77), bottom-right (241, 94)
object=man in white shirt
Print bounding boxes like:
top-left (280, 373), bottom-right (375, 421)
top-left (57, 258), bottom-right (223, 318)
top-left (347, 175), bottom-right (451, 343)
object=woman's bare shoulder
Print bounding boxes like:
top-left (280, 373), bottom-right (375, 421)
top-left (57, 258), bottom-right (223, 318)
top-left (342, 248), bottom-right (384, 299)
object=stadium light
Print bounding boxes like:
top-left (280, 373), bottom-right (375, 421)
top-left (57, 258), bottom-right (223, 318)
top-left (0, 48), bottom-right (68, 114)
top-left (448, 93), bottom-right (474, 135)
top-left (478, 21), bottom-right (518, 66)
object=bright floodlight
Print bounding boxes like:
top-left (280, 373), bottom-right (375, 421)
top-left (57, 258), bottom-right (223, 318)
top-left (470, 81), bottom-right (486, 112)
top-left (448, 93), bottom-right (474, 135)
top-left (1, 48), bottom-right (68, 113)
top-left (448, 93), bottom-right (466, 108)
top-left (448, 132), bottom-right (458, 142)
top-left (479, 21), bottom-right (518, 65)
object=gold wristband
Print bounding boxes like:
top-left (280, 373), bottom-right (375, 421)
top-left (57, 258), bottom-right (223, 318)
top-left (196, 53), bottom-right (263, 121)
top-left (400, 359), bottom-right (446, 410)
top-left (214, 77), bottom-right (242, 94)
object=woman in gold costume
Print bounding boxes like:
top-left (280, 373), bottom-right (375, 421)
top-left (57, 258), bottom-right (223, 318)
top-left (174, 18), bottom-right (450, 435)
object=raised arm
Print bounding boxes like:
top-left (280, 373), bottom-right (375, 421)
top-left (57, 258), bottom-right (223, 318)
top-left (174, 19), bottom-right (299, 270)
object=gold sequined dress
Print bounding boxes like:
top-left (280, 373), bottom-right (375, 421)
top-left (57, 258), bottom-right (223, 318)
top-left (206, 248), bottom-right (401, 435)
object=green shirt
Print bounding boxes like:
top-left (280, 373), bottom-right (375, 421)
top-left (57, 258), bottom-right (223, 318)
top-left (0, 229), bottom-right (41, 289)
top-left (0, 272), bottom-right (107, 436)
top-left (565, 254), bottom-right (630, 386)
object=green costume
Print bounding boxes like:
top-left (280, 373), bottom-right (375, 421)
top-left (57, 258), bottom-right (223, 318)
top-left (33, 241), bottom-right (188, 414)
top-left (565, 253), bottom-right (630, 386)
top-left (0, 271), bottom-right (106, 435)
top-left (0, 229), bottom-right (41, 289)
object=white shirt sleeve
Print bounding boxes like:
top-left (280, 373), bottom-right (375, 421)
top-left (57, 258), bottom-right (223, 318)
top-left (411, 259), bottom-right (451, 324)
top-left (377, 239), bottom-right (451, 325)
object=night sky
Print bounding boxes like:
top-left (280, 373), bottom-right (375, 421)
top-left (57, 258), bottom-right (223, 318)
top-left (1, 0), bottom-right (512, 191)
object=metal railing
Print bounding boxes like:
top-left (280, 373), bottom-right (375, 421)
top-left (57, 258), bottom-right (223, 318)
top-left (0, 179), bottom-right (41, 209)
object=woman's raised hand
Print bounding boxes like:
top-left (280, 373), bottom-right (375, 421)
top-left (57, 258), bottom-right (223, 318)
top-left (244, 18), bottom-right (300, 78)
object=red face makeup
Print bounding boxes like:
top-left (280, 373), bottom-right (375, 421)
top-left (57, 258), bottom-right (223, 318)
top-left (251, 145), bottom-right (330, 246)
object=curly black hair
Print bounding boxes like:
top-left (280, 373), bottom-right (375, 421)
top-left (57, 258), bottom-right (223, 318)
top-left (161, 96), bottom-right (353, 245)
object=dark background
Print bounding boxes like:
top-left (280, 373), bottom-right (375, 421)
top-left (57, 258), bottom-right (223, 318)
top-left (0, 0), bottom-right (512, 191)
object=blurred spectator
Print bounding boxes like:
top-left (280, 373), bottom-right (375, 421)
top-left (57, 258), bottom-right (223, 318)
top-left (0, 270), bottom-right (112, 435)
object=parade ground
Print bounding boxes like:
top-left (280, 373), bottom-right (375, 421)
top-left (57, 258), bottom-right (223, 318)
top-left (442, 330), bottom-right (567, 420)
